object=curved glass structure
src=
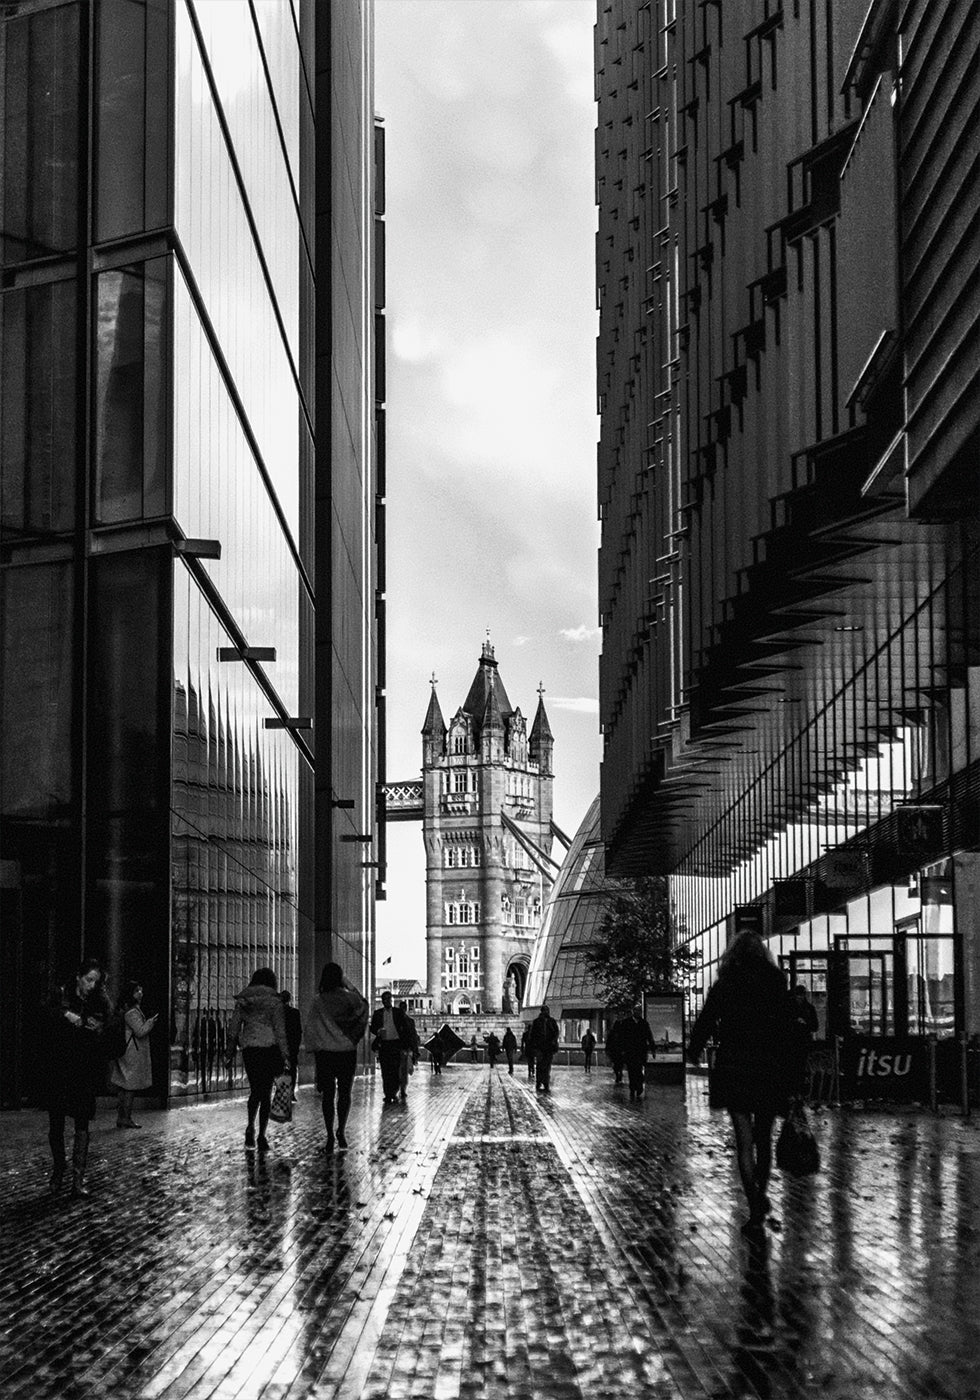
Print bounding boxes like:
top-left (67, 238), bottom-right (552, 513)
top-left (525, 796), bottom-right (619, 1017)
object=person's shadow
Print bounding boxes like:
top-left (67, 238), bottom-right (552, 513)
top-left (728, 1232), bottom-right (778, 1397)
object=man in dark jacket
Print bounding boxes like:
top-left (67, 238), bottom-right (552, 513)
top-left (621, 1005), bottom-right (656, 1100)
top-left (502, 1026), bottom-right (518, 1074)
top-left (527, 1005), bottom-right (560, 1093)
top-left (281, 992), bottom-right (303, 1100)
top-left (370, 992), bottom-right (410, 1103)
top-left (605, 1014), bottom-right (627, 1084)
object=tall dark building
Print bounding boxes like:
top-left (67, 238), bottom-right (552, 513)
top-left (596, 2), bottom-right (979, 1046)
top-left (0, 0), bottom-right (383, 1104)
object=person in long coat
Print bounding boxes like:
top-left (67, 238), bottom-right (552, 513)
top-left (527, 1005), bottom-right (560, 1093)
top-left (109, 980), bottom-right (157, 1127)
top-left (620, 1008), bottom-right (656, 1100)
top-left (687, 929), bottom-right (796, 1232)
top-left (42, 958), bottom-right (111, 1197)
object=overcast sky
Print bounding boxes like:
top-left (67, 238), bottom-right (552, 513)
top-left (374, 0), bottom-right (600, 979)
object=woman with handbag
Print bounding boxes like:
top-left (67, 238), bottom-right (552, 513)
top-left (305, 962), bottom-right (369, 1153)
top-left (226, 968), bottom-right (291, 1151)
top-left (41, 958), bottom-right (111, 1197)
top-left (109, 981), bottom-right (157, 1127)
top-left (687, 929), bottom-right (796, 1232)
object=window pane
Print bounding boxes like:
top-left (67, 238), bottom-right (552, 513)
top-left (0, 281), bottom-right (76, 533)
top-left (95, 258), bottom-right (168, 523)
top-left (0, 4), bottom-right (80, 263)
top-left (95, 0), bottom-right (146, 241)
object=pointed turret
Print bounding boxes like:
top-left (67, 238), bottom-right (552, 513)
top-left (480, 675), bottom-right (506, 761)
top-left (529, 684), bottom-right (554, 774)
top-left (421, 675), bottom-right (447, 763)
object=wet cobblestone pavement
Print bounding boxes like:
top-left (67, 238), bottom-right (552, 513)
top-left (3, 1068), bottom-right (980, 1398)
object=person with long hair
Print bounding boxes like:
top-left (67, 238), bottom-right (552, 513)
top-left (226, 968), bottom-right (291, 1150)
top-left (42, 958), bottom-right (111, 1197)
top-left (305, 963), bottom-right (369, 1152)
top-left (109, 980), bottom-right (157, 1127)
top-left (687, 929), bottom-right (796, 1232)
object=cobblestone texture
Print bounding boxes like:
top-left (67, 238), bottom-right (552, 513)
top-left (2, 1067), bottom-right (980, 1398)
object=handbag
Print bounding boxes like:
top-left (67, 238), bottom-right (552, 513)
top-left (269, 1073), bottom-right (293, 1123)
top-left (776, 1100), bottom-right (820, 1175)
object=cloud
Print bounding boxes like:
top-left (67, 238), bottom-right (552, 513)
top-left (560, 624), bottom-right (601, 643)
top-left (513, 634), bottom-right (532, 647)
top-left (549, 696), bottom-right (600, 714)
top-left (391, 319), bottom-right (444, 364)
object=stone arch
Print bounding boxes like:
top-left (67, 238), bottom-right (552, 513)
top-left (505, 956), bottom-right (531, 1009)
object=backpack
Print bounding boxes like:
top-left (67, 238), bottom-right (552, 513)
top-left (104, 1013), bottom-right (128, 1061)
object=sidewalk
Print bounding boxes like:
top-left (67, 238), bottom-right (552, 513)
top-left (2, 1067), bottom-right (979, 1399)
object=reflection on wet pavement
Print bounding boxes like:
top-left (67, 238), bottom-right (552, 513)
top-left (3, 1068), bottom-right (980, 1398)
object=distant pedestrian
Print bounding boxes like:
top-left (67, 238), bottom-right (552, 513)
top-left (305, 962), bottom-right (369, 1153)
top-left (200, 1009), bottom-right (219, 1089)
top-left (110, 981), bottom-right (157, 1128)
top-left (41, 959), bottom-right (110, 1197)
top-left (687, 930), bottom-right (796, 1233)
top-left (370, 991), bottom-right (411, 1103)
top-left (791, 983), bottom-right (819, 1093)
top-left (281, 991), bottom-right (303, 1100)
top-left (527, 1004), bottom-right (560, 1093)
top-left (397, 1001), bottom-right (420, 1100)
top-left (605, 1014), bottom-right (627, 1084)
top-left (520, 1025), bottom-right (535, 1081)
top-left (581, 1028), bottom-right (597, 1074)
top-left (429, 1039), bottom-right (444, 1074)
top-left (620, 1007), bottom-right (656, 1099)
top-left (226, 968), bottom-right (291, 1151)
top-left (502, 1027), bottom-right (517, 1074)
top-left (486, 1032), bottom-right (500, 1068)
top-left (470, 1034), bottom-right (479, 1062)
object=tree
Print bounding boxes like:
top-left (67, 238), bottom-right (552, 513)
top-left (584, 876), bottom-right (698, 1008)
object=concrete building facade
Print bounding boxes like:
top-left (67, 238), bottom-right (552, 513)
top-left (595, 0), bottom-right (979, 1062)
top-left (421, 643), bottom-right (555, 1015)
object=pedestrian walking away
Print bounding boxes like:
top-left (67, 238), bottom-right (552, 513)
top-left (620, 1006), bottom-right (656, 1099)
top-left (109, 981), bottom-right (157, 1127)
top-left (502, 1026), bottom-right (517, 1075)
top-left (581, 1027), bottom-right (597, 1073)
top-left (226, 968), bottom-right (291, 1151)
top-left (527, 1004), bottom-right (560, 1093)
top-left (428, 1038), bottom-right (444, 1074)
top-left (305, 963), bottom-right (369, 1153)
top-left (520, 1024), bottom-right (535, 1080)
top-left (40, 958), bottom-right (111, 1198)
top-left (370, 992), bottom-right (412, 1103)
top-left (469, 1034), bottom-right (479, 1062)
top-left (605, 1013), bottom-right (627, 1084)
top-left (791, 982), bottom-right (819, 1095)
top-left (281, 991), bottom-right (303, 1100)
top-left (486, 1031), bottom-right (500, 1069)
top-left (687, 928), bottom-right (797, 1234)
top-left (397, 1001), bottom-right (420, 1100)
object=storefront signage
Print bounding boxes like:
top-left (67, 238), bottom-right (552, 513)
top-left (841, 1036), bottom-right (931, 1101)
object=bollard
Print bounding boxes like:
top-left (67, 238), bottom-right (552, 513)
top-left (961, 1032), bottom-right (971, 1118)
top-left (928, 1035), bottom-right (938, 1113)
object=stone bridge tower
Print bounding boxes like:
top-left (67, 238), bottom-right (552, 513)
top-left (419, 641), bottom-right (556, 1015)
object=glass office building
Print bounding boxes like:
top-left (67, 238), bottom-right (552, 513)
top-left (0, 0), bottom-right (383, 1103)
top-left (595, 2), bottom-right (978, 1050)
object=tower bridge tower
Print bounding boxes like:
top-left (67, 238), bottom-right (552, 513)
top-left (418, 641), bottom-right (556, 1015)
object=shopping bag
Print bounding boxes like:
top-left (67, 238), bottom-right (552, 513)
top-left (269, 1073), bottom-right (293, 1123)
top-left (776, 1100), bottom-right (820, 1175)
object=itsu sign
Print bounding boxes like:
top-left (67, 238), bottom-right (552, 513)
top-left (842, 1037), bottom-right (930, 1102)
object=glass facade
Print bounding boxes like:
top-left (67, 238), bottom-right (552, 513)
top-left (0, 0), bottom-right (382, 1105)
top-left (595, 2), bottom-right (980, 1043)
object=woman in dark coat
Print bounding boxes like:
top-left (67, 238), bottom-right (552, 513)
top-left (42, 958), bottom-right (111, 1197)
top-left (687, 930), bottom-right (796, 1231)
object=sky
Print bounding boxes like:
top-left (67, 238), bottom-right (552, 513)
top-left (374, 0), bottom-right (600, 979)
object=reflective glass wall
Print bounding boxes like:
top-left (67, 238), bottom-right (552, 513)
top-left (0, 0), bottom-right (323, 1104)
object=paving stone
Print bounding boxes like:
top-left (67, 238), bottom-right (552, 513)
top-left (3, 1069), bottom-right (980, 1398)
